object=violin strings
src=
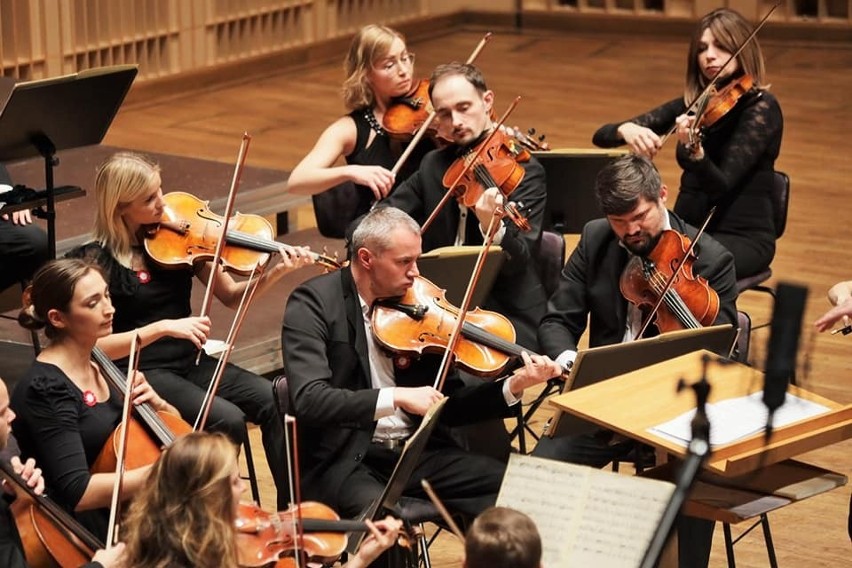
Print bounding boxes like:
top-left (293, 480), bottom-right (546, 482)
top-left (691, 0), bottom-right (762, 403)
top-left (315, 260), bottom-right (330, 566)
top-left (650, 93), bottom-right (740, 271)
top-left (645, 265), bottom-right (702, 329)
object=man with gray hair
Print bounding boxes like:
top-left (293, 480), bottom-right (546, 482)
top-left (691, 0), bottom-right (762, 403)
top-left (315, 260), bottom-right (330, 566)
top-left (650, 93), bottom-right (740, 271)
top-left (282, 206), bottom-right (562, 536)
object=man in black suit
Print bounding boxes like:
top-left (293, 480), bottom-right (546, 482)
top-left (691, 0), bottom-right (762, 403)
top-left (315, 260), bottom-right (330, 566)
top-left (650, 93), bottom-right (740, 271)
top-left (382, 62), bottom-right (547, 352)
top-left (281, 206), bottom-right (561, 522)
top-left (534, 154), bottom-right (738, 568)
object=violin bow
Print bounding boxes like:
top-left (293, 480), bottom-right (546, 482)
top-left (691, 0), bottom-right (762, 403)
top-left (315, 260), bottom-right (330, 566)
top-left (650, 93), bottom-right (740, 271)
top-left (194, 262), bottom-right (263, 431)
top-left (282, 413), bottom-right (305, 567)
top-left (420, 479), bottom-right (465, 541)
top-left (636, 207), bottom-right (716, 339)
top-left (421, 96), bottom-right (522, 235)
top-left (432, 206), bottom-right (505, 392)
top-left (105, 333), bottom-right (141, 549)
top-left (658, 2), bottom-right (779, 147)
top-left (195, 133), bottom-right (252, 365)
top-left (388, 32), bottom-right (493, 179)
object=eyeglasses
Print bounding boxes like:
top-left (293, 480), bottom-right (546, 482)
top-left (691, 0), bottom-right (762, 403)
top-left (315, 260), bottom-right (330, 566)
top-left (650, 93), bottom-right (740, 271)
top-left (375, 53), bottom-right (415, 74)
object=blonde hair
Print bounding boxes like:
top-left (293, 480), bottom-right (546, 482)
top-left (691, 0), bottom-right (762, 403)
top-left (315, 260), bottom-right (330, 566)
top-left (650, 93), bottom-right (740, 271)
top-left (122, 432), bottom-right (240, 568)
top-left (684, 8), bottom-right (766, 104)
top-left (93, 152), bottom-right (161, 268)
top-left (342, 24), bottom-right (405, 110)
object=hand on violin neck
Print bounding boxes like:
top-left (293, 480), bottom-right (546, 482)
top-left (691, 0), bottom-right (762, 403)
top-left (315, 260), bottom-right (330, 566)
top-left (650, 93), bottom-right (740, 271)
top-left (393, 386), bottom-right (445, 416)
top-left (272, 244), bottom-right (315, 277)
top-left (9, 456), bottom-right (45, 496)
top-left (617, 122), bottom-right (661, 159)
top-left (506, 352), bottom-right (563, 396)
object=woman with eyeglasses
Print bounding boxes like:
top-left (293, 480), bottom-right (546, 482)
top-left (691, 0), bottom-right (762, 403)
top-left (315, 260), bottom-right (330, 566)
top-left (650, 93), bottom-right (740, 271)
top-left (286, 24), bottom-right (437, 237)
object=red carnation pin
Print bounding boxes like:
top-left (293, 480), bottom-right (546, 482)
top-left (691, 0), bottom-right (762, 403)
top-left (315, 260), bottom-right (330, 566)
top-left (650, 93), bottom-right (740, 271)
top-left (82, 390), bottom-right (97, 407)
top-left (136, 270), bottom-right (151, 284)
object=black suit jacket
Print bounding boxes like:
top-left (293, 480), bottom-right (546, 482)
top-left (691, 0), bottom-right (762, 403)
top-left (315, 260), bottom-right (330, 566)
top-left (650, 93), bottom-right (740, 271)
top-left (383, 146), bottom-right (548, 350)
top-left (538, 212), bottom-right (738, 357)
top-left (282, 267), bottom-right (515, 505)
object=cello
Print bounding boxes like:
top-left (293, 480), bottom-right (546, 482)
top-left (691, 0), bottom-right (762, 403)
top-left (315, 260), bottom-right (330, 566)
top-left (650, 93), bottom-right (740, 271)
top-left (1, 459), bottom-right (103, 568)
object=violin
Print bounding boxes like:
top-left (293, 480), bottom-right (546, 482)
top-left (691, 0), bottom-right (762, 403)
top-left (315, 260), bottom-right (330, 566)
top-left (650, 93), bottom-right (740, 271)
top-left (441, 127), bottom-right (531, 228)
top-left (383, 79), bottom-right (434, 141)
top-left (89, 347), bottom-right (193, 473)
top-left (144, 192), bottom-right (341, 274)
top-left (696, 74), bottom-right (754, 130)
top-left (1, 459), bottom-right (103, 568)
top-left (619, 230), bottom-right (720, 334)
top-left (372, 275), bottom-right (562, 378)
top-left (235, 501), bottom-right (411, 567)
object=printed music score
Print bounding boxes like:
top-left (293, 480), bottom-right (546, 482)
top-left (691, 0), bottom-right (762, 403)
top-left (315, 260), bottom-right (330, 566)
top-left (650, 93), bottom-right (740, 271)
top-left (648, 392), bottom-right (830, 447)
top-left (497, 454), bottom-right (674, 568)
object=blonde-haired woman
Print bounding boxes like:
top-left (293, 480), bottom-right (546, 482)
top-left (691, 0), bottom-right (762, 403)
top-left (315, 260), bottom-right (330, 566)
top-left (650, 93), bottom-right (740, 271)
top-left (122, 431), bottom-right (403, 568)
top-left (67, 151), bottom-right (313, 510)
top-left (593, 8), bottom-right (783, 279)
top-left (287, 24), bottom-right (436, 237)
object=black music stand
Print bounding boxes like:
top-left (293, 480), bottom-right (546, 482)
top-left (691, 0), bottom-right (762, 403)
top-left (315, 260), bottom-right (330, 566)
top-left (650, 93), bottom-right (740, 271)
top-left (533, 149), bottom-right (627, 233)
top-left (0, 65), bottom-right (138, 258)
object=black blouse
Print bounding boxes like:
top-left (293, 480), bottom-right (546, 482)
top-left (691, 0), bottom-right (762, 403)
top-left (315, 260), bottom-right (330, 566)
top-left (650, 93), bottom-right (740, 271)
top-left (10, 361), bottom-right (122, 538)
top-left (68, 242), bottom-right (197, 374)
top-left (593, 86), bottom-right (783, 276)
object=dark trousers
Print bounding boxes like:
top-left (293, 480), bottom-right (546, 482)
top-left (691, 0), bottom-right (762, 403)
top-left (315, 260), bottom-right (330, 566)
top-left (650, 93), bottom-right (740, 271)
top-left (336, 442), bottom-right (505, 568)
top-left (336, 442), bottom-right (505, 520)
top-left (143, 353), bottom-right (288, 508)
top-left (0, 220), bottom-right (48, 290)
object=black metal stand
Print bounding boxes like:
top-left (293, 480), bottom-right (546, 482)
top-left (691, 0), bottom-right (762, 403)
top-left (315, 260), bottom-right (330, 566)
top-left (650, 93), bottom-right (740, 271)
top-left (639, 354), bottom-right (713, 568)
top-left (0, 65), bottom-right (138, 259)
top-left (30, 134), bottom-right (59, 258)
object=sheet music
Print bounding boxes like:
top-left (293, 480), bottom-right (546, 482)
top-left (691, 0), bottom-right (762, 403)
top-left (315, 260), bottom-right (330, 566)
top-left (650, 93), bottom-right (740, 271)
top-left (648, 392), bottom-right (830, 447)
top-left (497, 454), bottom-right (674, 567)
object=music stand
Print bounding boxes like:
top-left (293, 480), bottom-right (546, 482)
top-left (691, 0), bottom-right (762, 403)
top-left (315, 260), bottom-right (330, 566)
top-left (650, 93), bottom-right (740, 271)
top-left (549, 324), bottom-right (736, 438)
top-left (533, 149), bottom-right (627, 233)
top-left (417, 245), bottom-right (505, 307)
top-left (0, 65), bottom-right (138, 258)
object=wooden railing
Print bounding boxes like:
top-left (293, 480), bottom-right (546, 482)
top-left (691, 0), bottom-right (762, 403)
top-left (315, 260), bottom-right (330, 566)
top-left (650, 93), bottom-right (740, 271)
top-left (2, 0), bottom-right (850, 82)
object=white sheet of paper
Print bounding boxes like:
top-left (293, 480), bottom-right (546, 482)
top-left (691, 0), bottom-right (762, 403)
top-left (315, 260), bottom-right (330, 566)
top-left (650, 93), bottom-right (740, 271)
top-left (497, 454), bottom-right (674, 568)
top-left (648, 392), bottom-right (830, 447)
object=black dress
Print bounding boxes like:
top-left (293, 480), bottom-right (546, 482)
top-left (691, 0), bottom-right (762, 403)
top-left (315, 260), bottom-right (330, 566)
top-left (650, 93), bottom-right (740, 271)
top-left (10, 361), bottom-right (122, 540)
top-left (593, 82), bottom-right (783, 279)
top-left (312, 108), bottom-right (435, 239)
top-left (66, 242), bottom-right (290, 509)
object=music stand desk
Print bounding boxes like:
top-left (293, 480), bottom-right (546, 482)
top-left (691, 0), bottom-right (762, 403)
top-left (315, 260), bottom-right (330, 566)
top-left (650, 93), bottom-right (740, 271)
top-left (0, 186), bottom-right (85, 215)
top-left (549, 350), bottom-right (852, 477)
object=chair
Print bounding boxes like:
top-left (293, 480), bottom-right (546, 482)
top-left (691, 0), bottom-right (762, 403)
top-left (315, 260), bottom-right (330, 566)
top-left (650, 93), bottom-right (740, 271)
top-left (731, 310), bottom-right (752, 364)
top-left (241, 428), bottom-right (261, 505)
top-left (735, 171), bottom-right (790, 296)
top-left (537, 230), bottom-right (566, 297)
top-left (0, 280), bottom-right (41, 354)
top-left (509, 230), bottom-right (566, 453)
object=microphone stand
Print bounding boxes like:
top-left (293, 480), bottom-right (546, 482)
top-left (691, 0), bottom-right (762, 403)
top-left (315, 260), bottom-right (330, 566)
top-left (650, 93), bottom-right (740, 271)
top-left (639, 354), bottom-right (713, 568)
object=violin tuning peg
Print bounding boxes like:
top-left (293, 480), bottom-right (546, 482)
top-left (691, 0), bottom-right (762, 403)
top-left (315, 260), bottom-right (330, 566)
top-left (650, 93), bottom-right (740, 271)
top-left (527, 128), bottom-right (536, 136)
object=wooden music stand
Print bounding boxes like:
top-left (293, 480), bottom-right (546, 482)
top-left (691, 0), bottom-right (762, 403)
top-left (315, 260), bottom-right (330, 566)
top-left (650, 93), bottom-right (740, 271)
top-left (0, 65), bottom-right (137, 258)
top-left (550, 350), bottom-right (852, 565)
top-left (548, 350), bottom-right (852, 477)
